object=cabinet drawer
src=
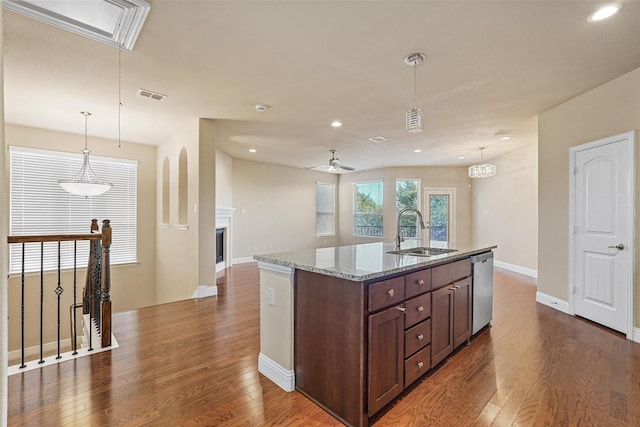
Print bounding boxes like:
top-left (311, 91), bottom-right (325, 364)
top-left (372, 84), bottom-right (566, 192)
top-left (404, 293), bottom-right (431, 328)
top-left (404, 319), bottom-right (431, 357)
top-left (368, 276), bottom-right (405, 312)
top-left (432, 258), bottom-right (471, 290)
top-left (404, 345), bottom-right (431, 387)
top-left (405, 268), bottom-right (431, 298)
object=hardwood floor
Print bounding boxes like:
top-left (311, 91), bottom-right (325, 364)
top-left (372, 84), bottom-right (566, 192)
top-left (8, 263), bottom-right (640, 426)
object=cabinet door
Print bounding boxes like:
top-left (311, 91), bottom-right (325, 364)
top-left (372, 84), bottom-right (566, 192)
top-left (368, 305), bottom-right (404, 416)
top-left (453, 277), bottom-right (472, 349)
top-left (431, 285), bottom-right (454, 367)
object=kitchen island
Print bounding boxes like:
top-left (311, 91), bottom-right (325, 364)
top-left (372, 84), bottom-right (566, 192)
top-left (254, 241), bottom-right (496, 427)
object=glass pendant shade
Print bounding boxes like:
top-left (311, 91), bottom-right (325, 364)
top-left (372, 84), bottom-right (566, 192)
top-left (468, 162), bottom-right (497, 178)
top-left (406, 107), bottom-right (423, 133)
top-left (59, 112), bottom-right (112, 197)
top-left (468, 147), bottom-right (496, 178)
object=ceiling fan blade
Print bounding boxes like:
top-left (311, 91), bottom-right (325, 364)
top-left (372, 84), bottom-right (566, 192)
top-left (338, 164), bottom-right (355, 171)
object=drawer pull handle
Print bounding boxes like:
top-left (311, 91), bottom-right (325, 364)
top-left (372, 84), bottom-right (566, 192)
top-left (454, 285), bottom-right (461, 290)
top-left (388, 289), bottom-right (395, 297)
top-left (396, 307), bottom-right (407, 313)
top-left (417, 306), bottom-right (424, 312)
top-left (417, 361), bottom-right (424, 369)
top-left (417, 279), bottom-right (425, 286)
top-left (417, 334), bottom-right (424, 341)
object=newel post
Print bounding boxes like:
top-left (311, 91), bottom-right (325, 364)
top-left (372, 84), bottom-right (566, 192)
top-left (101, 219), bottom-right (112, 347)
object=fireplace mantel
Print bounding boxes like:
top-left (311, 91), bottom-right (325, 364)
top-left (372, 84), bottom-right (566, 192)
top-left (216, 208), bottom-right (236, 273)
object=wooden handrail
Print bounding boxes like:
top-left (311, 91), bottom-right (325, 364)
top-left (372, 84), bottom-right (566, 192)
top-left (7, 219), bottom-right (113, 368)
top-left (8, 234), bottom-right (102, 244)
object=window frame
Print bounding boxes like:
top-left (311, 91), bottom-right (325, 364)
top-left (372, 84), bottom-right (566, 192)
top-left (315, 182), bottom-right (336, 237)
top-left (353, 180), bottom-right (384, 238)
top-left (9, 145), bottom-right (138, 274)
top-left (395, 178), bottom-right (422, 240)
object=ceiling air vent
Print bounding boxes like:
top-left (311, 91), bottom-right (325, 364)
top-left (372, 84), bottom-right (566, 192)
top-left (137, 88), bottom-right (167, 101)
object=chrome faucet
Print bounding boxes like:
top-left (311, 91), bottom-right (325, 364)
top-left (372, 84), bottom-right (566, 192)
top-left (396, 208), bottom-right (426, 251)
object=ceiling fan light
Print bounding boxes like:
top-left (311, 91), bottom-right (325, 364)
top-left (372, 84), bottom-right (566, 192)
top-left (406, 107), bottom-right (423, 133)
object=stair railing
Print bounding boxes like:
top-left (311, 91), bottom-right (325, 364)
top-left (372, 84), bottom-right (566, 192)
top-left (7, 219), bottom-right (112, 369)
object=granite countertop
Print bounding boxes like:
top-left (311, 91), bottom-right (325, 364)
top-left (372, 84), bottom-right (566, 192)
top-left (254, 241), bottom-right (496, 282)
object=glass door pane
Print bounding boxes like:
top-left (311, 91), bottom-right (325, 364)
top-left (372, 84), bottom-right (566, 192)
top-left (429, 194), bottom-right (450, 244)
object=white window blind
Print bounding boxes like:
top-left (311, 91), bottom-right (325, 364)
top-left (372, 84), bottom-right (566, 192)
top-left (316, 182), bottom-right (336, 237)
top-left (9, 146), bottom-right (138, 274)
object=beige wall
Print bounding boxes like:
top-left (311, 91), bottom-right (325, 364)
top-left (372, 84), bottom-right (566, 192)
top-left (155, 120), bottom-right (201, 304)
top-left (4, 124), bottom-right (157, 350)
top-left (337, 166), bottom-right (472, 246)
top-left (216, 149), bottom-right (233, 208)
top-left (472, 143), bottom-right (538, 271)
top-left (538, 66), bottom-right (640, 325)
top-left (232, 159), bottom-right (339, 259)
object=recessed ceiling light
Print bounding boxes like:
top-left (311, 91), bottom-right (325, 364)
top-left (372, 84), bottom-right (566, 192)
top-left (414, 149), bottom-right (422, 153)
top-left (368, 136), bottom-right (388, 143)
top-left (588, 4), bottom-right (621, 22)
top-left (331, 121), bottom-right (343, 128)
top-left (500, 136), bottom-right (511, 141)
top-left (458, 156), bottom-right (465, 160)
top-left (255, 104), bottom-right (269, 112)
top-left (249, 149), bottom-right (257, 153)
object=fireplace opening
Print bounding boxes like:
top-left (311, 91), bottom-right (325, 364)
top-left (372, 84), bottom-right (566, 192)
top-left (216, 228), bottom-right (224, 264)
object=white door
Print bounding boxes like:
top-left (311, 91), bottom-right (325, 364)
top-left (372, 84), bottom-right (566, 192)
top-left (571, 131), bottom-right (635, 335)
top-left (424, 188), bottom-right (456, 246)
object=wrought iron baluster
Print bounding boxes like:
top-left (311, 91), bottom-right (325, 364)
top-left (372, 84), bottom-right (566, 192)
top-left (39, 242), bottom-right (44, 364)
top-left (55, 241), bottom-right (64, 359)
top-left (20, 243), bottom-right (26, 369)
top-left (72, 241), bottom-right (78, 355)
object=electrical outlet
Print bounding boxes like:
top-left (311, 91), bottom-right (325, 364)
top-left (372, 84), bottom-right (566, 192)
top-left (267, 287), bottom-right (275, 306)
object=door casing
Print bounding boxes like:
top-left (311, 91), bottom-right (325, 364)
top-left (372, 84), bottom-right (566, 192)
top-left (568, 130), bottom-right (635, 338)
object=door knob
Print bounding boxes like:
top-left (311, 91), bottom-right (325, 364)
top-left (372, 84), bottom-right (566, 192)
top-left (608, 243), bottom-right (625, 250)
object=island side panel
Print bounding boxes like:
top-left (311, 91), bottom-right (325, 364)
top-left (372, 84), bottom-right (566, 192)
top-left (295, 270), bottom-right (367, 427)
top-left (258, 263), bottom-right (295, 391)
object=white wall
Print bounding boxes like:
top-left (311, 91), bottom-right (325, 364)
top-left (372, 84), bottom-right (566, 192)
top-left (155, 119), bottom-right (201, 304)
top-left (538, 66), bottom-right (640, 325)
top-left (232, 159), bottom-right (339, 259)
top-left (472, 143), bottom-right (538, 274)
top-left (215, 149), bottom-right (233, 208)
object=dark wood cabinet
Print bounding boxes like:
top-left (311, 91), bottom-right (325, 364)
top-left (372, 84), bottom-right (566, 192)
top-left (431, 277), bottom-right (472, 367)
top-left (367, 305), bottom-right (404, 416)
top-left (431, 285), bottom-right (454, 367)
top-left (295, 255), bottom-right (476, 427)
top-left (452, 277), bottom-right (472, 348)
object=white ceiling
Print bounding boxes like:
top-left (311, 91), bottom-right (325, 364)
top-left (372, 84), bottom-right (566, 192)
top-left (4, 1), bottom-right (640, 172)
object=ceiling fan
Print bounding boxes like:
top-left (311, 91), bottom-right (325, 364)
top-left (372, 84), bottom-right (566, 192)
top-left (307, 149), bottom-right (355, 172)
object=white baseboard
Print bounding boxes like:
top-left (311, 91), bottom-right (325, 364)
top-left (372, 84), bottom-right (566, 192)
top-left (8, 334), bottom-right (119, 376)
top-left (258, 352), bottom-right (295, 392)
top-left (233, 257), bottom-right (256, 264)
top-left (495, 260), bottom-right (538, 278)
top-left (192, 285), bottom-right (218, 298)
top-left (536, 291), bottom-right (570, 314)
top-left (632, 327), bottom-right (640, 344)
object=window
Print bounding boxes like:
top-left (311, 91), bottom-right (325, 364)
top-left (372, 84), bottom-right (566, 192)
top-left (316, 183), bottom-right (336, 237)
top-left (354, 181), bottom-right (383, 237)
top-left (9, 146), bottom-right (138, 273)
top-left (396, 179), bottom-right (420, 239)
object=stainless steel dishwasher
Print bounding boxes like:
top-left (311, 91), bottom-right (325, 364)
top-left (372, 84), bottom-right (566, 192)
top-left (471, 251), bottom-right (494, 334)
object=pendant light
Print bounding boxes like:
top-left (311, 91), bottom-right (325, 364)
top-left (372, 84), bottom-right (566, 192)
top-left (59, 112), bottom-right (112, 196)
top-left (468, 147), bottom-right (497, 178)
top-left (405, 53), bottom-right (425, 133)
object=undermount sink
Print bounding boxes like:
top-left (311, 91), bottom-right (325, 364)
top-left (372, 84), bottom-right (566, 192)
top-left (387, 247), bottom-right (458, 257)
